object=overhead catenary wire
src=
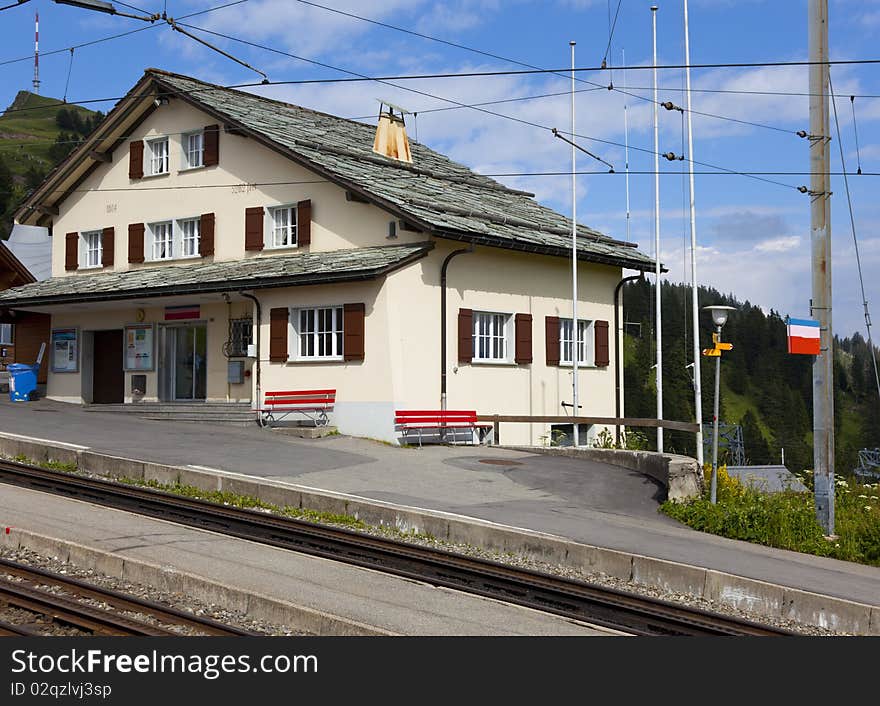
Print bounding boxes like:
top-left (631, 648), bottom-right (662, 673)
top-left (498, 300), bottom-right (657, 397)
top-left (62, 48), bottom-right (74, 103)
top-left (850, 95), bottom-right (863, 175)
top-left (281, 0), bottom-right (845, 137)
top-left (0, 0), bottom-right (250, 68)
top-left (829, 73), bottom-right (880, 405)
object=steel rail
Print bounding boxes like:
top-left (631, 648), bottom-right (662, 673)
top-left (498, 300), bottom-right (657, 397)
top-left (0, 619), bottom-right (40, 636)
top-left (0, 578), bottom-right (170, 636)
top-left (0, 558), bottom-right (254, 636)
top-left (0, 459), bottom-right (795, 636)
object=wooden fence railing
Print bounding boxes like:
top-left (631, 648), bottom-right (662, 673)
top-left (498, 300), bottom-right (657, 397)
top-left (475, 415), bottom-right (700, 444)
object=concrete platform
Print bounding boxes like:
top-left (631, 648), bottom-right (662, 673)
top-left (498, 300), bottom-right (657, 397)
top-left (0, 397), bottom-right (878, 633)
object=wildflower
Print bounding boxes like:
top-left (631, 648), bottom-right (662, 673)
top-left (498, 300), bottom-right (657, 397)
top-left (865, 506), bottom-right (873, 511)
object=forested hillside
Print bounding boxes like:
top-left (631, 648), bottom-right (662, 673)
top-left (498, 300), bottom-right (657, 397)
top-left (622, 279), bottom-right (880, 475)
top-left (0, 91), bottom-right (102, 239)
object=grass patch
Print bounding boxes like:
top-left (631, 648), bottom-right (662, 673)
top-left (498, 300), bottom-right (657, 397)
top-left (12, 454), bottom-right (79, 474)
top-left (661, 466), bottom-right (880, 566)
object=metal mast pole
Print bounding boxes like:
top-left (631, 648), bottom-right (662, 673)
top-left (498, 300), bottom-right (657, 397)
top-left (570, 40), bottom-right (580, 448)
top-left (809, 0), bottom-right (835, 535)
top-left (621, 49), bottom-right (631, 428)
top-left (683, 0), bottom-right (704, 466)
top-left (652, 6), bottom-right (664, 453)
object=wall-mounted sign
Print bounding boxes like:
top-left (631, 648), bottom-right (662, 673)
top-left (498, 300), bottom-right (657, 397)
top-left (165, 305), bottom-right (200, 321)
top-left (124, 324), bottom-right (155, 371)
top-left (51, 328), bottom-right (79, 373)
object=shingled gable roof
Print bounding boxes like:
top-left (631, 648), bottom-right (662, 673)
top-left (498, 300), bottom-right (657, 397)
top-left (0, 243), bottom-right (432, 308)
top-left (15, 68), bottom-right (655, 271)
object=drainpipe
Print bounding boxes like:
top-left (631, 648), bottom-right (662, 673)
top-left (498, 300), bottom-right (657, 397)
top-left (614, 271), bottom-right (645, 445)
top-left (239, 291), bottom-right (261, 410)
top-left (440, 243), bottom-right (474, 410)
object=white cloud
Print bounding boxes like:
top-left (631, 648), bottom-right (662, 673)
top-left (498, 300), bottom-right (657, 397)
top-left (755, 235), bottom-right (801, 252)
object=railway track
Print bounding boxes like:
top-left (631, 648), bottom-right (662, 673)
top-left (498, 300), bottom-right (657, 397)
top-left (0, 557), bottom-right (255, 636)
top-left (0, 458), bottom-right (796, 636)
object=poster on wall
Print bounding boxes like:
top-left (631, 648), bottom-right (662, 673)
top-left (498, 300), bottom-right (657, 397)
top-left (124, 324), bottom-right (155, 371)
top-left (51, 328), bottom-right (79, 373)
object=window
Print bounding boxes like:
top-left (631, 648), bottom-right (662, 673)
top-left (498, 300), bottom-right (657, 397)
top-left (183, 131), bottom-right (204, 169)
top-left (560, 318), bottom-right (594, 366)
top-left (82, 230), bottom-right (102, 268)
top-left (150, 221), bottom-right (173, 260)
top-left (0, 324), bottom-right (12, 346)
top-left (295, 307), bottom-right (343, 359)
top-left (180, 218), bottom-right (200, 257)
top-left (147, 137), bottom-right (169, 175)
top-left (226, 318), bottom-right (253, 357)
top-left (269, 206), bottom-right (297, 248)
top-left (473, 311), bottom-right (510, 362)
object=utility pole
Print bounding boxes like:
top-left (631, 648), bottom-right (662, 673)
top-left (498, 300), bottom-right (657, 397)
top-left (652, 5), bottom-right (664, 453)
top-left (809, 0), bottom-right (835, 535)
top-left (683, 0), bottom-right (703, 467)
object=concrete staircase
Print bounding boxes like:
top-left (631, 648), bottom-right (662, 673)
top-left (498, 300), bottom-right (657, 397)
top-left (83, 402), bottom-right (256, 427)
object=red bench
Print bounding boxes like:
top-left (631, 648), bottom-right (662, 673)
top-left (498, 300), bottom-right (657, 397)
top-left (394, 410), bottom-right (492, 446)
top-left (257, 389), bottom-right (335, 428)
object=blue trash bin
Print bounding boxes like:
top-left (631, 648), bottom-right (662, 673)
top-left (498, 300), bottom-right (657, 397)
top-left (8, 363), bottom-right (37, 402)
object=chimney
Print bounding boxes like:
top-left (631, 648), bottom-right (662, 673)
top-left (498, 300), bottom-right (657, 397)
top-left (373, 101), bottom-right (412, 163)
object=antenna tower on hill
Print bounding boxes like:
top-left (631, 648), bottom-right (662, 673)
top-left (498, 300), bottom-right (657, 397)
top-left (33, 11), bottom-right (40, 94)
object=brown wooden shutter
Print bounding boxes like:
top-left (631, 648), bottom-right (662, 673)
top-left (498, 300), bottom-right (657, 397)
top-left (458, 308), bottom-right (473, 364)
top-left (245, 207), bottom-right (264, 251)
top-left (594, 319), bottom-right (610, 367)
top-left (101, 227), bottom-right (114, 267)
top-left (269, 307), bottom-right (289, 362)
top-left (545, 316), bottom-right (560, 366)
top-left (515, 313), bottom-right (533, 364)
top-left (128, 223), bottom-right (145, 264)
top-left (128, 141), bottom-right (144, 179)
top-left (343, 302), bottom-right (366, 361)
top-left (199, 213), bottom-right (215, 257)
top-left (297, 199), bottom-right (311, 246)
top-left (64, 232), bottom-right (78, 271)
top-left (203, 124), bottom-right (219, 167)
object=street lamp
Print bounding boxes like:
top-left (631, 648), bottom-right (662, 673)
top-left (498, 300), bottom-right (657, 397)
top-left (703, 305), bottom-right (736, 504)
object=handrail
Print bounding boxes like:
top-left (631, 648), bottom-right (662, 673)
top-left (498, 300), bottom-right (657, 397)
top-left (476, 415), bottom-right (700, 440)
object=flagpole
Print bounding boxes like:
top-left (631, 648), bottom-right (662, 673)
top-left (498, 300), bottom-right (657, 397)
top-left (570, 39), bottom-right (580, 448)
top-left (652, 5), bottom-right (664, 453)
top-left (683, 0), bottom-right (704, 466)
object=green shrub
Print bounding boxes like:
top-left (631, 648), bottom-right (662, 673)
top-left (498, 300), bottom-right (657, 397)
top-left (661, 466), bottom-right (880, 566)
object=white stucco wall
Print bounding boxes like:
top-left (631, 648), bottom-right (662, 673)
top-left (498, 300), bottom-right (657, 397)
top-left (50, 98), bottom-right (427, 277)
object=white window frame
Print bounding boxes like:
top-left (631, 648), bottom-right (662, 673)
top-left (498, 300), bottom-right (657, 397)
top-left (145, 136), bottom-right (169, 176)
top-left (148, 221), bottom-right (174, 261)
top-left (0, 323), bottom-right (12, 346)
top-left (560, 318), bottom-right (595, 367)
top-left (266, 205), bottom-right (298, 249)
top-left (472, 311), bottom-right (513, 363)
top-left (182, 130), bottom-right (204, 170)
top-left (80, 230), bottom-right (103, 269)
top-left (179, 217), bottom-right (201, 258)
top-left (291, 306), bottom-right (344, 361)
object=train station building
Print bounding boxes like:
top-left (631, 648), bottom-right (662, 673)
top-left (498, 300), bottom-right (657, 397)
top-left (0, 69), bottom-right (654, 444)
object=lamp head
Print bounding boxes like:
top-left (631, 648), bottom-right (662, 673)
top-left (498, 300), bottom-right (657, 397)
top-left (703, 305), bottom-right (736, 327)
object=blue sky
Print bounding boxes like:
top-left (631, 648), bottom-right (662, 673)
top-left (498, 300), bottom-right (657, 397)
top-left (2, 0), bottom-right (880, 336)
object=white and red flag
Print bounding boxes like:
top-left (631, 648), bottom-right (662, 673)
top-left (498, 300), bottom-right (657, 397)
top-left (787, 317), bottom-right (821, 355)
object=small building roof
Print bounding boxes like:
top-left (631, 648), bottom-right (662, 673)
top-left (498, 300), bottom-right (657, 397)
top-left (15, 69), bottom-right (655, 272)
top-left (726, 465), bottom-right (808, 493)
top-left (5, 225), bottom-right (51, 281)
top-left (0, 242), bottom-right (432, 308)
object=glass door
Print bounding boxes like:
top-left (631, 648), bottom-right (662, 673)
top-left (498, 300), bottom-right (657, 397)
top-left (172, 325), bottom-right (207, 401)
